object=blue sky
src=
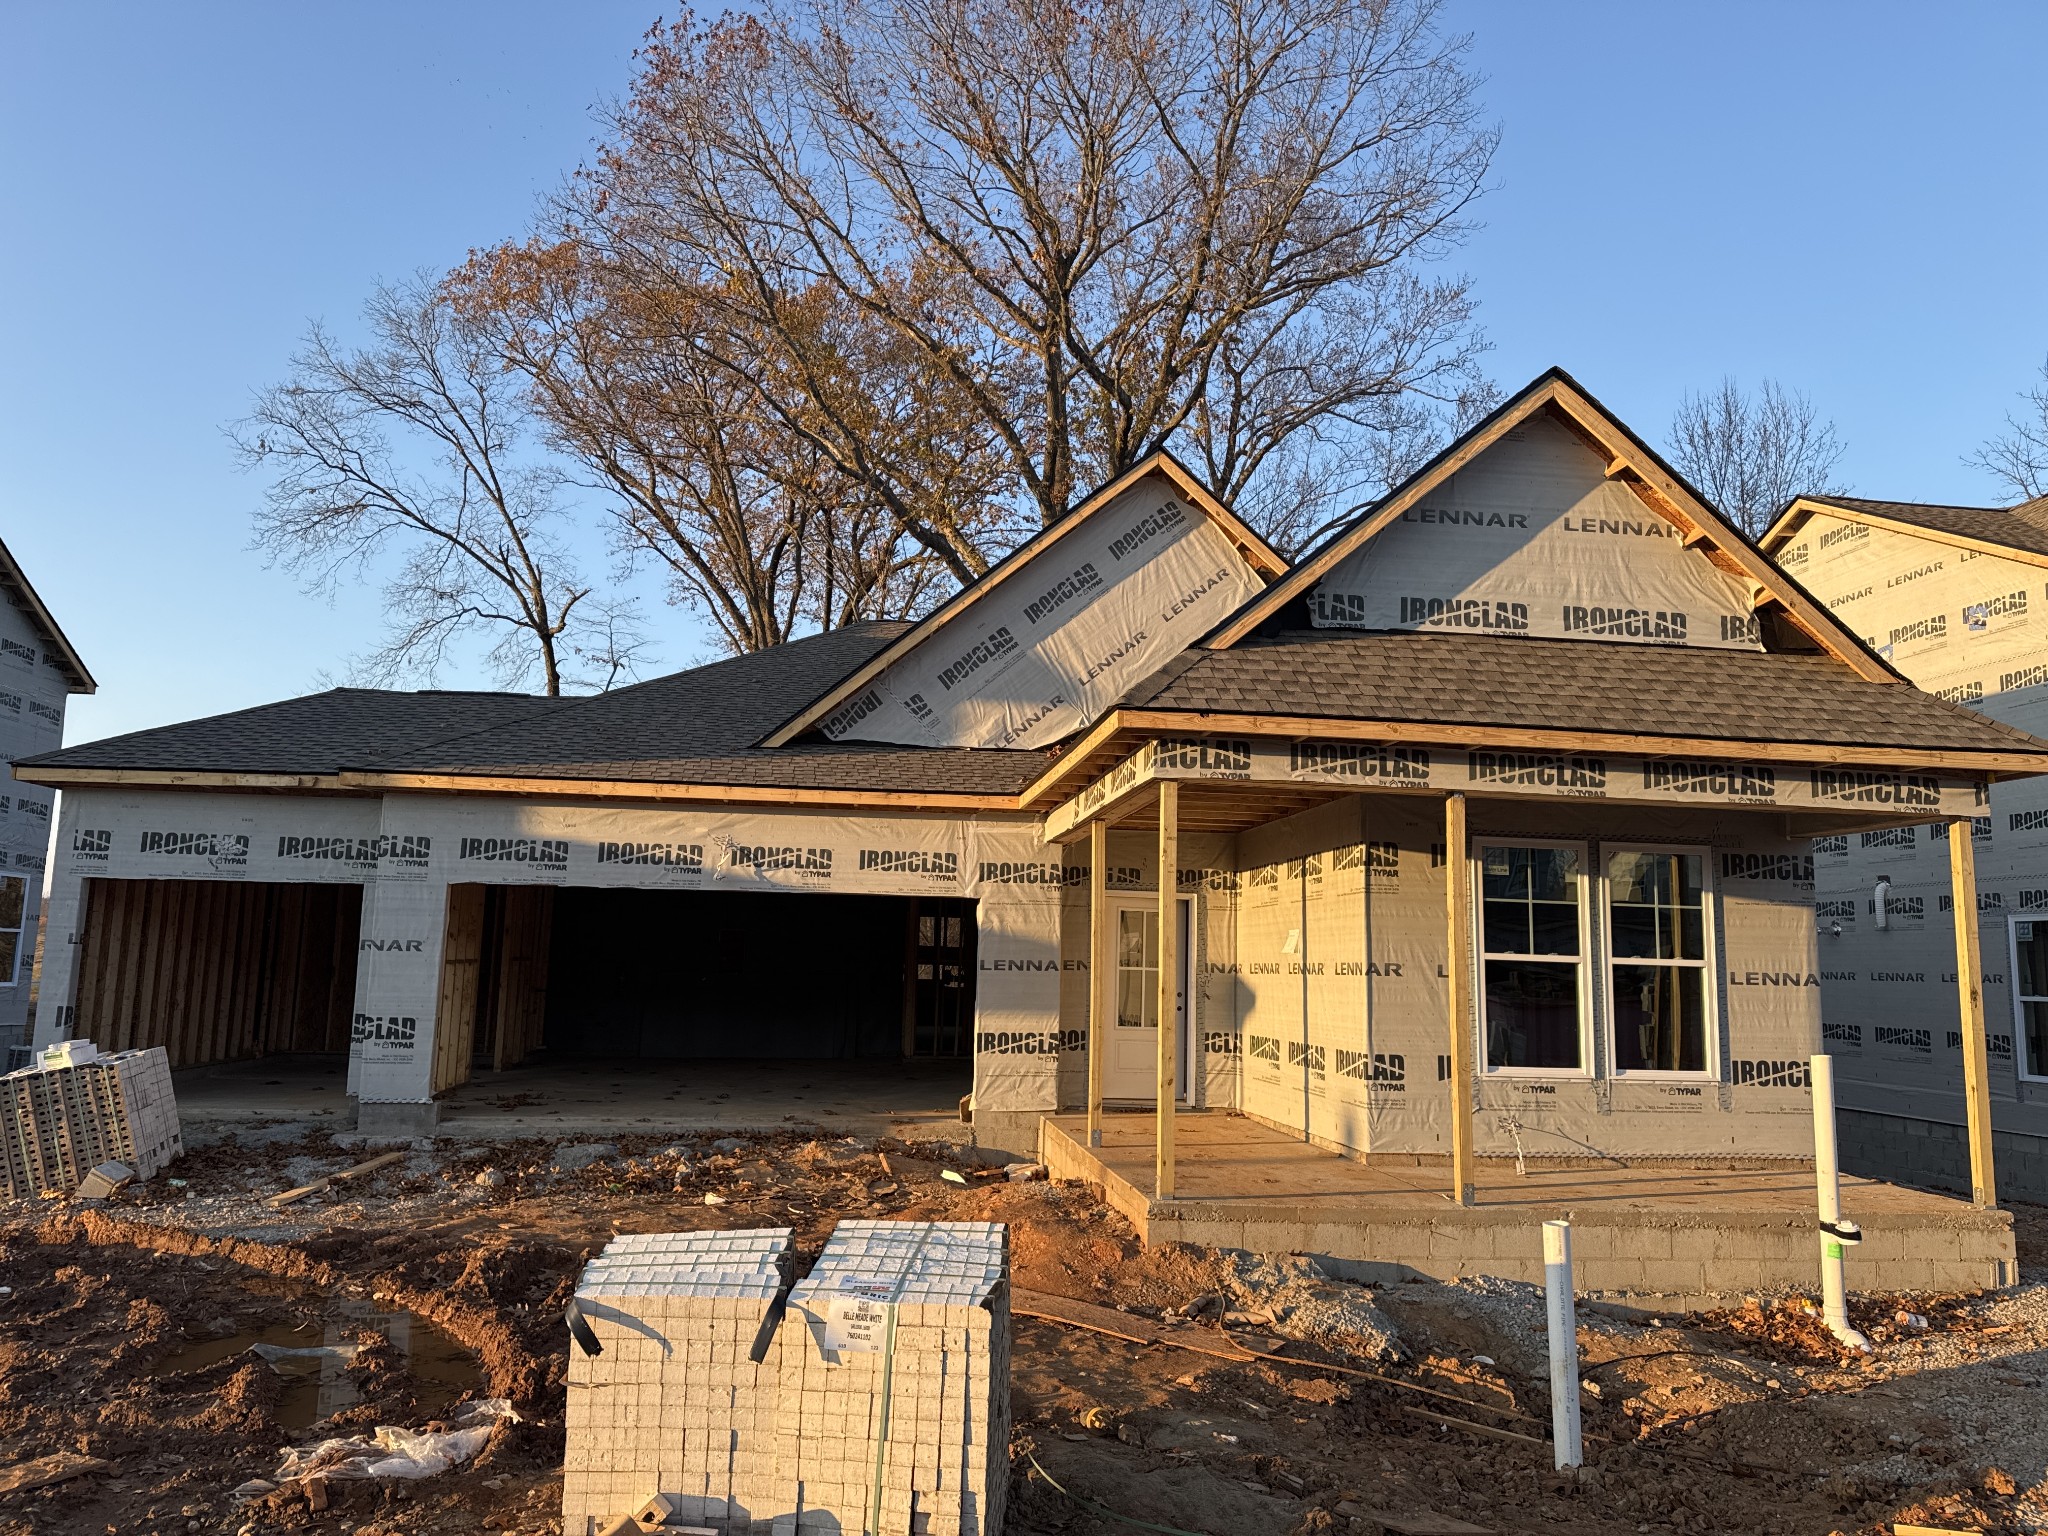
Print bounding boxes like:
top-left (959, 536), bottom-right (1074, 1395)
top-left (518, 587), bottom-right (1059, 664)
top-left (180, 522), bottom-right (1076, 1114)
top-left (4, 2), bottom-right (2045, 746)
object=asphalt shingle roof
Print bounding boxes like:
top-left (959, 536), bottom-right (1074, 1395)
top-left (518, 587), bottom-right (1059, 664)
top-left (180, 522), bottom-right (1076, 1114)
top-left (20, 624), bottom-right (1053, 797)
top-left (1128, 630), bottom-right (2046, 757)
top-left (1802, 496), bottom-right (2048, 560)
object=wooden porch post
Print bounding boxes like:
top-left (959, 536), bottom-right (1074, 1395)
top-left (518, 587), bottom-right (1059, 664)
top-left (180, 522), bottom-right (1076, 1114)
top-left (1947, 817), bottom-right (1998, 1207)
top-left (1087, 819), bottom-right (1110, 1148)
top-left (1444, 792), bottom-right (1477, 1207)
top-left (1156, 780), bottom-right (1180, 1199)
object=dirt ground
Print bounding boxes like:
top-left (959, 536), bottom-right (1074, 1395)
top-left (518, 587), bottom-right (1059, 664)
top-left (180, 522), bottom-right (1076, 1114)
top-left (3, 1128), bottom-right (2047, 1536)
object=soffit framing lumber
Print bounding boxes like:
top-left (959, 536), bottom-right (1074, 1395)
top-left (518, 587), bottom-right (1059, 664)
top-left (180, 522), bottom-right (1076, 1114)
top-left (14, 766), bottom-right (364, 794)
top-left (335, 770), bottom-right (1030, 815)
top-left (1021, 706), bottom-right (2037, 810)
top-left (760, 452), bottom-right (1288, 749)
top-left (1762, 497), bottom-right (2048, 571)
top-left (0, 535), bottom-right (95, 694)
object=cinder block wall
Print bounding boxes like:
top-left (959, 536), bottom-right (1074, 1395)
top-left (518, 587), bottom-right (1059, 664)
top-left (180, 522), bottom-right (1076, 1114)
top-left (1839, 1106), bottom-right (2048, 1203)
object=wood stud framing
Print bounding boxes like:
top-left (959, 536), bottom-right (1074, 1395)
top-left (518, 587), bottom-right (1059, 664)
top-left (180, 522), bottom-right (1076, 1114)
top-left (72, 878), bottom-right (361, 1067)
top-left (1947, 822), bottom-right (1998, 1207)
top-left (1444, 793), bottom-right (1477, 1207)
top-left (1087, 819), bottom-right (1110, 1149)
top-left (1155, 780), bottom-right (1180, 1199)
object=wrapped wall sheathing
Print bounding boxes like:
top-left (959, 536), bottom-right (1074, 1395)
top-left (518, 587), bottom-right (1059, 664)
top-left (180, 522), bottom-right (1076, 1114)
top-left (562, 1222), bottom-right (1009, 1536)
top-left (1779, 512), bottom-right (2048, 1138)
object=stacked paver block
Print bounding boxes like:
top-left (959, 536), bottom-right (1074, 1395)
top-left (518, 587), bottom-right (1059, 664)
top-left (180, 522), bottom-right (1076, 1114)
top-left (562, 1220), bottom-right (1010, 1536)
top-left (0, 1045), bottom-right (180, 1198)
top-left (782, 1220), bottom-right (1010, 1536)
top-left (563, 1228), bottom-right (794, 1536)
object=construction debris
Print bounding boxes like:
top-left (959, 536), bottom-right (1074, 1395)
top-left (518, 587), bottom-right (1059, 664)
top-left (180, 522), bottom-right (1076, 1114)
top-left (267, 1149), bottom-right (407, 1207)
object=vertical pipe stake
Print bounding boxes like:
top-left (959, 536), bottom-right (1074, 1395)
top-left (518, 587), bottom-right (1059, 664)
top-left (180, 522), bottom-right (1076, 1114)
top-left (1542, 1220), bottom-right (1582, 1469)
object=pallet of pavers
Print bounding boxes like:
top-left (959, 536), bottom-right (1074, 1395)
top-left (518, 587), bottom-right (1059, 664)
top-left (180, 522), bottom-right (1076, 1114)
top-left (562, 1219), bottom-right (1010, 1536)
top-left (0, 1042), bottom-right (181, 1199)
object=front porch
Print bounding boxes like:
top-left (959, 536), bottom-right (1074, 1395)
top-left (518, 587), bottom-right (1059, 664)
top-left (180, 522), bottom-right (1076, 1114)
top-left (1040, 1110), bottom-right (2016, 1300)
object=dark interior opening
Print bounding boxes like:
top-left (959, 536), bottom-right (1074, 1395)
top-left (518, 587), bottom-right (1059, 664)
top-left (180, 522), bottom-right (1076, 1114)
top-left (71, 877), bottom-right (362, 1067)
top-left (540, 888), bottom-right (977, 1060)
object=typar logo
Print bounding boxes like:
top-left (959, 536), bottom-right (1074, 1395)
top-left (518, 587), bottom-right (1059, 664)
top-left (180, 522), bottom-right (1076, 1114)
top-left (1399, 596), bottom-right (1529, 631)
top-left (936, 626), bottom-right (1019, 692)
top-left (1646, 760), bottom-right (1778, 801)
top-left (350, 1013), bottom-right (418, 1047)
top-left (1335, 1049), bottom-right (1406, 1086)
top-left (597, 841), bottom-right (705, 874)
top-left (724, 842), bottom-right (833, 881)
top-left (1720, 851), bottom-right (1813, 883)
top-left (1560, 606), bottom-right (1688, 640)
top-left (458, 836), bottom-right (569, 872)
top-left (1963, 590), bottom-right (2028, 629)
top-left (1859, 826), bottom-right (1916, 850)
top-left (70, 829), bottom-right (112, 864)
top-left (1289, 742), bottom-right (1430, 782)
top-left (857, 848), bottom-right (960, 884)
top-left (1467, 752), bottom-right (1607, 793)
top-left (276, 835), bottom-right (385, 873)
top-left (1887, 613), bottom-right (1947, 647)
top-left (139, 831), bottom-right (250, 869)
top-left (1808, 769), bottom-right (1941, 808)
top-left (1106, 499), bottom-right (1187, 561)
top-left (1873, 1026), bottom-right (1932, 1053)
top-left (1821, 1022), bottom-right (1862, 1046)
top-left (1812, 835), bottom-right (1849, 856)
top-left (974, 1029), bottom-right (1082, 1056)
top-left (1731, 1059), bottom-right (1811, 1087)
top-left (1021, 562), bottom-right (1103, 625)
top-left (975, 859), bottom-right (1081, 887)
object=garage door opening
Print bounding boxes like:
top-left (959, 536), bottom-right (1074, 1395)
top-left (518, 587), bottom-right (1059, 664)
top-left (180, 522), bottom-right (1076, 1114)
top-left (69, 877), bottom-right (362, 1070)
top-left (543, 888), bottom-right (976, 1059)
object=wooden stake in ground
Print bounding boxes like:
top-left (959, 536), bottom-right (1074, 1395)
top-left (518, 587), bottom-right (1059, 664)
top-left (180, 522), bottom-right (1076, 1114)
top-left (268, 1151), bottom-right (406, 1208)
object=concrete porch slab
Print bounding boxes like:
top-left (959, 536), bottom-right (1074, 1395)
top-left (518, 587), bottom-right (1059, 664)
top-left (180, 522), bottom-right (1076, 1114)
top-left (1040, 1111), bottom-right (2017, 1301)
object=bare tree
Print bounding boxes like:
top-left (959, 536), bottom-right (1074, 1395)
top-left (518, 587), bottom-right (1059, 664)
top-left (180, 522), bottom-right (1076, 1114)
top-left (236, 277), bottom-right (643, 695)
top-left (1968, 356), bottom-right (2048, 503)
top-left (554, 0), bottom-right (1494, 569)
top-left (1666, 378), bottom-right (1848, 539)
top-left (449, 241), bottom-right (985, 653)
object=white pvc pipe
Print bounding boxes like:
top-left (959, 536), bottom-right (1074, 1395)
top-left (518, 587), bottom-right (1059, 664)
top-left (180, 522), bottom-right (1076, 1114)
top-left (1542, 1219), bottom-right (1583, 1469)
top-left (1810, 1053), bottom-right (1871, 1352)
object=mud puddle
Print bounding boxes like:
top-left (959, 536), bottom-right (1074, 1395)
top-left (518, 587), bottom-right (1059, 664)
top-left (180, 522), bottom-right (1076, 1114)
top-left (155, 1293), bottom-right (481, 1429)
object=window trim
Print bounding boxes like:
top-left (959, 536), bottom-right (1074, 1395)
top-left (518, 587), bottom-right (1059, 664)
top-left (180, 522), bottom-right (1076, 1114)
top-left (1599, 842), bottom-right (1718, 1080)
top-left (1473, 837), bottom-right (1594, 1079)
top-left (2008, 908), bottom-right (2048, 1085)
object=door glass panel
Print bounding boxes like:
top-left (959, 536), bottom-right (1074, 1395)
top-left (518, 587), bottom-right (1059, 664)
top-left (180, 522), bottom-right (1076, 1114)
top-left (1116, 909), bottom-right (1158, 1029)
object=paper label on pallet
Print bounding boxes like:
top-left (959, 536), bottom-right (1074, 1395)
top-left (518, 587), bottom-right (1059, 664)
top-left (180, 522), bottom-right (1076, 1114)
top-left (818, 1295), bottom-right (893, 1354)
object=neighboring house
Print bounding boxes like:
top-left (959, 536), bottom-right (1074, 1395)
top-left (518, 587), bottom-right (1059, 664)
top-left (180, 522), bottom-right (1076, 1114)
top-left (1763, 494), bottom-right (2048, 1197)
top-left (15, 372), bottom-right (2046, 1191)
top-left (0, 537), bottom-right (95, 1058)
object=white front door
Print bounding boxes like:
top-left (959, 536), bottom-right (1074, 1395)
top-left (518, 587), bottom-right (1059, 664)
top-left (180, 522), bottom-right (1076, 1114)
top-left (1103, 895), bottom-right (1192, 1102)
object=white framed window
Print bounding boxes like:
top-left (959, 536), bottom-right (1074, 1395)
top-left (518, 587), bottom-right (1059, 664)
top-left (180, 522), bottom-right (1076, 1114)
top-left (1477, 841), bottom-right (1591, 1074)
top-left (0, 874), bottom-right (23, 986)
top-left (1602, 845), bottom-right (1714, 1076)
top-left (2010, 911), bottom-right (2048, 1084)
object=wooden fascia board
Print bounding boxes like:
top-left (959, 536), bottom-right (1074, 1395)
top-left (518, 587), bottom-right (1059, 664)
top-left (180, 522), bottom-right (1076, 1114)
top-left (1105, 709), bottom-right (2046, 777)
top-left (1539, 388), bottom-right (1894, 681)
top-left (1205, 379), bottom-right (1566, 649)
top-left (1772, 498), bottom-right (2048, 571)
top-left (12, 766), bottom-right (351, 793)
top-left (334, 770), bottom-right (1030, 815)
top-left (0, 538), bottom-right (95, 694)
top-left (1019, 712), bottom-right (1142, 808)
top-left (761, 456), bottom-right (1286, 748)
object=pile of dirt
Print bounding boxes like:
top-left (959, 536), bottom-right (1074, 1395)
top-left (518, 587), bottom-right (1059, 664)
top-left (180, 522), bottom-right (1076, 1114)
top-left (4, 1128), bottom-right (2046, 1536)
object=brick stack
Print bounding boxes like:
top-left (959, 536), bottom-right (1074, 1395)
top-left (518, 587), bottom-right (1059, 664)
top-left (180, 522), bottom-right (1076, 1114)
top-left (0, 1044), bottom-right (181, 1199)
top-left (783, 1219), bottom-right (1011, 1536)
top-left (561, 1219), bottom-right (1010, 1536)
top-left (563, 1228), bottom-right (795, 1535)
